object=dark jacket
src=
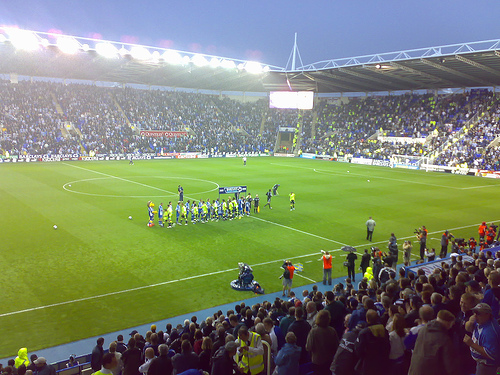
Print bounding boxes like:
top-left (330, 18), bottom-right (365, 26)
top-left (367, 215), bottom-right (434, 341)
top-left (306, 325), bottom-right (339, 366)
top-left (172, 352), bottom-right (199, 375)
top-left (354, 324), bottom-right (390, 375)
top-left (91, 345), bottom-right (104, 372)
top-left (211, 347), bottom-right (238, 375)
top-left (330, 327), bottom-right (362, 375)
top-left (122, 347), bottom-right (143, 375)
top-left (288, 319), bottom-right (312, 364)
top-left (147, 354), bottom-right (173, 375)
top-left (408, 320), bottom-right (458, 375)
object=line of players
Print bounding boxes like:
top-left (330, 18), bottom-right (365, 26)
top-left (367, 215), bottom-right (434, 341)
top-left (147, 195), bottom-right (260, 228)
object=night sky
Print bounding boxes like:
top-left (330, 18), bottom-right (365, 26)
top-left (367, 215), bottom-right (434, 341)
top-left (1, 0), bottom-right (499, 68)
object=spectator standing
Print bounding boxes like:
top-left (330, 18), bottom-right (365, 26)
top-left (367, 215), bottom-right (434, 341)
top-left (354, 309), bottom-right (390, 375)
top-left (320, 250), bottom-right (333, 285)
top-left (33, 358), bottom-right (56, 375)
top-left (403, 241), bottom-right (412, 266)
top-left (211, 341), bottom-right (239, 375)
top-left (91, 337), bottom-right (105, 373)
top-left (116, 335), bottom-right (127, 354)
top-left (172, 340), bottom-right (199, 375)
top-left (122, 338), bottom-right (143, 375)
top-left (14, 348), bottom-right (30, 369)
top-left (346, 251), bottom-right (358, 282)
top-left (360, 249), bottom-right (371, 276)
top-left (408, 310), bottom-right (458, 375)
top-left (147, 344), bottom-right (172, 375)
top-left (306, 310), bottom-right (339, 375)
top-left (366, 217), bottom-right (376, 241)
top-left (274, 332), bottom-right (301, 375)
top-left (288, 308), bottom-right (312, 364)
top-left (440, 230), bottom-right (450, 259)
top-left (464, 303), bottom-right (500, 375)
top-left (93, 353), bottom-right (117, 375)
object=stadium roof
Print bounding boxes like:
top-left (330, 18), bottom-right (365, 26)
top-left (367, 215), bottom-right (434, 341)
top-left (1, 30), bottom-right (500, 94)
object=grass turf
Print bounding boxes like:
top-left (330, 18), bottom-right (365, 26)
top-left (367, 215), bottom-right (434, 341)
top-left (1, 156), bottom-right (499, 357)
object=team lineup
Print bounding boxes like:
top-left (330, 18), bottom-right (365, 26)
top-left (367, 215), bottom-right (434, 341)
top-left (145, 184), bottom-right (297, 228)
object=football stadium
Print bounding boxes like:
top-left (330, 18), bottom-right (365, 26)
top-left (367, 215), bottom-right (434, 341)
top-left (1, 22), bottom-right (500, 375)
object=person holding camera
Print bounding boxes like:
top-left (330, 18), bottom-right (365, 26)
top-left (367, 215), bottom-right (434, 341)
top-left (281, 261), bottom-right (296, 297)
top-left (417, 226), bottom-right (427, 260)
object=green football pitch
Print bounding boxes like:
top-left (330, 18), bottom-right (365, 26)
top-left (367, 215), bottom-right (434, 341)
top-left (1, 156), bottom-right (499, 357)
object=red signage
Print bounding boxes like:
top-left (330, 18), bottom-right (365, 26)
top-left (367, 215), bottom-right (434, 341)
top-left (140, 130), bottom-right (188, 138)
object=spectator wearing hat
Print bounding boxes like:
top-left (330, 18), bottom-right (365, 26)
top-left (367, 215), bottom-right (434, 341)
top-left (91, 338), bottom-right (105, 373)
top-left (409, 310), bottom-right (458, 375)
top-left (26, 355), bottom-right (37, 372)
top-left (464, 303), bottom-right (500, 375)
top-left (211, 340), bottom-right (239, 375)
top-left (34, 358), bottom-right (55, 375)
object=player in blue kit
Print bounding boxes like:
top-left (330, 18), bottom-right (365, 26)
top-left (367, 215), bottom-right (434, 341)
top-left (206, 199), bottom-right (212, 221)
top-left (158, 202), bottom-right (164, 227)
top-left (147, 201), bottom-right (156, 227)
top-left (245, 195), bottom-right (251, 216)
top-left (175, 201), bottom-right (180, 224)
top-left (185, 200), bottom-right (191, 221)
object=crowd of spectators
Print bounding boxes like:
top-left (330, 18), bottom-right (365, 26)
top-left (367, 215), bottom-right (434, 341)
top-left (3, 247), bottom-right (499, 375)
top-left (1, 80), bottom-right (500, 170)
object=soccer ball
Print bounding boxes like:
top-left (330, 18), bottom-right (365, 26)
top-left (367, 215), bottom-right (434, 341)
top-left (367, 180), bottom-right (370, 182)
top-left (53, 225), bottom-right (58, 229)
top-left (128, 216), bottom-right (132, 220)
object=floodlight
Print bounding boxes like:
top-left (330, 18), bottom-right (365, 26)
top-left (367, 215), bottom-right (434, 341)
top-left (192, 54), bottom-right (208, 67)
top-left (375, 64), bottom-right (382, 69)
top-left (95, 42), bottom-right (118, 58)
top-left (57, 37), bottom-right (80, 54)
top-left (151, 51), bottom-right (160, 60)
top-left (209, 57), bottom-right (220, 68)
top-left (181, 55), bottom-right (191, 65)
top-left (82, 43), bottom-right (90, 52)
top-left (130, 45), bottom-right (151, 60)
top-left (237, 63), bottom-right (245, 70)
top-left (119, 46), bottom-right (129, 56)
top-left (220, 59), bottom-right (236, 69)
top-left (0, 34), bottom-right (6, 43)
top-left (162, 50), bottom-right (182, 65)
top-left (244, 61), bottom-right (263, 74)
top-left (263, 65), bottom-right (271, 73)
top-left (8, 29), bottom-right (39, 51)
top-left (41, 38), bottom-right (49, 47)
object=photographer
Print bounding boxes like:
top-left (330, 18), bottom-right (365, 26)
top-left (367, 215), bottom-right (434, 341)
top-left (281, 261), bottom-right (296, 298)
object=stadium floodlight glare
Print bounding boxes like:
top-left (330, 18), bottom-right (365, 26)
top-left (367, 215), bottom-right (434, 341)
top-left (82, 43), bottom-right (90, 52)
top-left (57, 37), bottom-right (80, 54)
top-left (209, 57), bottom-right (220, 68)
top-left (220, 59), bottom-right (236, 69)
top-left (41, 38), bottom-right (49, 47)
top-left (192, 54), bottom-right (208, 67)
top-left (151, 51), bottom-right (160, 60)
top-left (119, 46), bottom-right (129, 56)
top-left (130, 45), bottom-right (151, 60)
top-left (162, 50), bottom-right (182, 65)
top-left (263, 65), bottom-right (271, 73)
top-left (244, 61), bottom-right (263, 74)
top-left (8, 29), bottom-right (39, 51)
top-left (237, 63), bottom-right (245, 70)
top-left (182, 55), bottom-right (191, 65)
top-left (95, 42), bottom-right (119, 58)
top-left (0, 34), bottom-right (6, 43)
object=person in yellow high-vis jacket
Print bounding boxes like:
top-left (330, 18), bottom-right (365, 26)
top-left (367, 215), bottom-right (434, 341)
top-left (236, 326), bottom-right (264, 375)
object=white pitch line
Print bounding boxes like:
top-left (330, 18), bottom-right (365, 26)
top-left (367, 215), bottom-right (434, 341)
top-left (62, 163), bottom-right (179, 196)
top-left (250, 216), bottom-right (349, 247)
top-left (295, 273), bottom-right (317, 283)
